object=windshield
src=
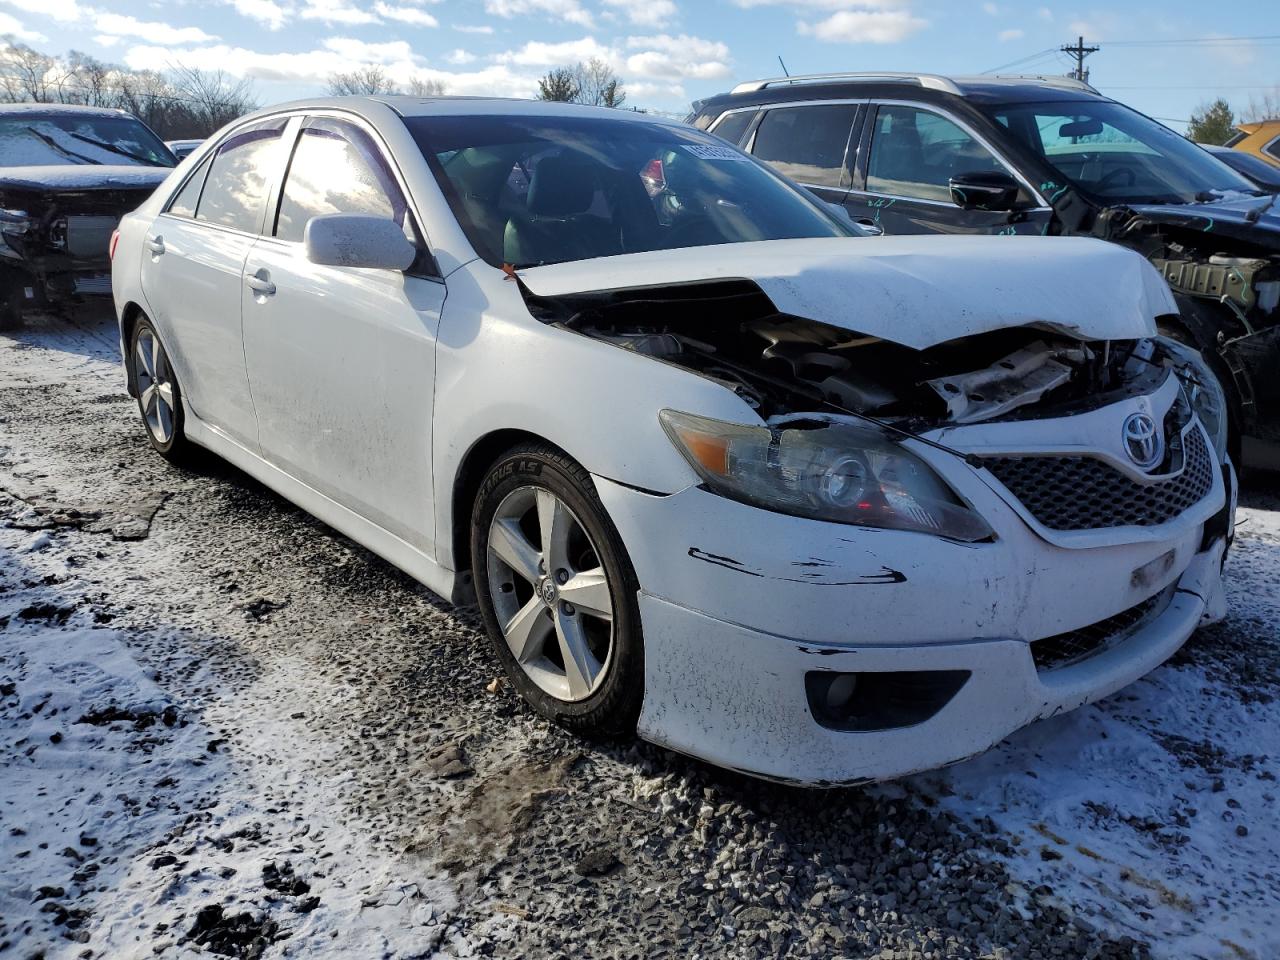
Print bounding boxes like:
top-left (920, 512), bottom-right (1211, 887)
top-left (406, 114), bottom-right (852, 268)
top-left (986, 100), bottom-right (1261, 205)
top-left (0, 114), bottom-right (176, 168)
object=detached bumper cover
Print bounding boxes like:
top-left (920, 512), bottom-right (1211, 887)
top-left (631, 539), bottom-right (1224, 785)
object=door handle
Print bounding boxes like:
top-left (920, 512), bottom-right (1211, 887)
top-left (854, 218), bottom-right (884, 236)
top-left (246, 270), bottom-right (276, 297)
top-left (145, 235), bottom-right (165, 255)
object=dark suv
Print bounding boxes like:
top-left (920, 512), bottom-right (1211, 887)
top-left (689, 72), bottom-right (1280, 469)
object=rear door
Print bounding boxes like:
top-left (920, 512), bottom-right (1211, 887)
top-left (138, 117), bottom-right (292, 448)
top-left (240, 115), bottom-right (445, 554)
top-left (844, 102), bottom-right (1052, 236)
top-left (743, 102), bottom-right (862, 209)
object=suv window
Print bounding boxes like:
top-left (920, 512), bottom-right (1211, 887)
top-left (275, 118), bottom-right (411, 243)
top-left (196, 119), bottom-right (288, 233)
top-left (867, 105), bottom-right (1005, 202)
top-left (751, 104), bottom-right (858, 189)
top-left (708, 110), bottom-right (755, 147)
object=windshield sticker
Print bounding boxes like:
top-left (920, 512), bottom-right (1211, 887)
top-left (682, 143), bottom-right (751, 162)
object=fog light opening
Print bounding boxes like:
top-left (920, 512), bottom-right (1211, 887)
top-left (805, 670), bottom-right (971, 732)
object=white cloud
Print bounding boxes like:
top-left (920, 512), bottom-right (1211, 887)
top-left (602, 0), bottom-right (677, 27)
top-left (92, 33), bottom-right (118, 46)
top-left (1038, 6), bottom-right (1053, 19)
top-left (320, 37), bottom-right (418, 64)
top-left (94, 12), bottom-right (217, 45)
top-left (484, 0), bottom-right (593, 29)
top-left (454, 23), bottom-right (494, 34)
top-left (624, 33), bottom-right (731, 79)
top-left (299, 0), bottom-right (379, 26)
top-left (998, 27), bottom-right (1023, 41)
top-left (627, 79), bottom-right (685, 100)
top-left (224, 0), bottom-right (288, 30)
top-left (0, 0), bottom-right (82, 22)
top-left (797, 9), bottom-right (927, 43)
top-left (373, 2), bottom-right (439, 26)
top-left (982, 2), bottom-right (998, 13)
top-left (495, 35), bottom-right (615, 66)
top-left (446, 48), bottom-right (477, 64)
top-left (0, 9), bottom-right (44, 40)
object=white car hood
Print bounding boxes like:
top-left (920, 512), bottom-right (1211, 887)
top-left (516, 235), bottom-right (1174, 350)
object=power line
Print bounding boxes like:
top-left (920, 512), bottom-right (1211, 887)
top-left (1101, 34), bottom-right (1280, 46)
top-left (982, 47), bottom-right (1058, 74)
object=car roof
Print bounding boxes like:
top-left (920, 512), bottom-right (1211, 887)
top-left (694, 73), bottom-right (1111, 117)
top-left (0, 102), bottom-right (135, 118)
top-left (241, 95), bottom-right (686, 128)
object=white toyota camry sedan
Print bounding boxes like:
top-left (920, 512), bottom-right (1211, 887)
top-left (111, 97), bottom-right (1235, 785)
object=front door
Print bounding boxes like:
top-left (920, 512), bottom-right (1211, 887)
top-left (241, 116), bottom-right (445, 554)
top-left (844, 103), bottom-right (1053, 237)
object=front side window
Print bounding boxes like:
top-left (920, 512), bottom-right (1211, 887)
top-left (407, 114), bottom-right (852, 269)
top-left (988, 100), bottom-right (1260, 204)
top-left (751, 103), bottom-right (859, 189)
top-left (867, 105), bottom-right (1006, 202)
top-left (0, 114), bottom-right (175, 167)
top-left (196, 119), bottom-right (288, 233)
top-left (275, 118), bottom-right (410, 242)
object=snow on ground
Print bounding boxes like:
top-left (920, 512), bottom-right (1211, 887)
top-left (0, 533), bottom-right (463, 959)
top-left (913, 504), bottom-right (1280, 960)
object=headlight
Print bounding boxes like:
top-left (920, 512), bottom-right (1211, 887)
top-left (1157, 337), bottom-right (1229, 462)
top-left (660, 410), bottom-right (994, 542)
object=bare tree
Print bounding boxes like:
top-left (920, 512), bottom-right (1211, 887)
top-left (574, 58), bottom-right (626, 108)
top-left (326, 66), bottom-right (400, 96)
top-left (169, 66), bottom-right (258, 134)
top-left (1243, 88), bottom-right (1280, 123)
top-left (405, 77), bottom-right (448, 97)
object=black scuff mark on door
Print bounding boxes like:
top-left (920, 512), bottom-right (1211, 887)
top-left (688, 548), bottom-right (906, 585)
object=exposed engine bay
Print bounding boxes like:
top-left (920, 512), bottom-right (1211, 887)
top-left (521, 277), bottom-right (1175, 430)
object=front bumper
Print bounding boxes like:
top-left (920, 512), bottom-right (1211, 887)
top-left (629, 537), bottom-right (1223, 785)
top-left (594, 398), bottom-right (1232, 785)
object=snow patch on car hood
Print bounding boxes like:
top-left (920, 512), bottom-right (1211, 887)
top-left (517, 236), bottom-right (1174, 350)
top-left (0, 164), bottom-right (172, 191)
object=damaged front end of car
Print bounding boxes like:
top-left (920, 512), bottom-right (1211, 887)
top-left (1090, 200), bottom-right (1280, 467)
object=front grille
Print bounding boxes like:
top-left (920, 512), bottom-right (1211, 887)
top-left (982, 426), bottom-right (1214, 531)
top-left (1031, 589), bottom-right (1172, 672)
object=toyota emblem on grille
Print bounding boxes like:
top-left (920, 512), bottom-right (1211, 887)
top-left (1122, 412), bottom-right (1163, 470)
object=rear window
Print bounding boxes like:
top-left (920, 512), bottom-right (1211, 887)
top-left (195, 119), bottom-right (288, 234)
top-left (0, 114), bottom-right (175, 167)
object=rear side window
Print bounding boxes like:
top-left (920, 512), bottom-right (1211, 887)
top-left (167, 154), bottom-right (212, 218)
top-left (195, 119), bottom-right (288, 233)
top-left (275, 118), bottom-right (410, 243)
top-left (708, 110), bottom-right (756, 146)
top-left (750, 103), bottom-right (859, 189)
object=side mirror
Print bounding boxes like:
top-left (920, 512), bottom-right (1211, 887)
top-left (949, 171), bottom-right (1021, 212)
top-left (304, 214), bottom-right (416, 271)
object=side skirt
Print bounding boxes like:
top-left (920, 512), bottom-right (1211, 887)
top-left (182, 405), bottom-right (462, 605)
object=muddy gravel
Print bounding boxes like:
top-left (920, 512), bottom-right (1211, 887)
top-left (3, 310), bottom-right (1277, 960)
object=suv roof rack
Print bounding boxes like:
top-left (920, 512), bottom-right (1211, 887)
top-left (729, 71), bottom-right (1101, 97)
top-left (730, 72), bottom-right (963, 95)
top-left (985, 73), bottom-right (1099, 94)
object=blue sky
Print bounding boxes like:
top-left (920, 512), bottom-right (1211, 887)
top-left (0, 0), bottom-right (1276, 129)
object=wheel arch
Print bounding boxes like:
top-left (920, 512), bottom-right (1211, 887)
top-left (119, 300), bottom-right (147, 397)
top-left (447, 428), bottom-right (573, 590)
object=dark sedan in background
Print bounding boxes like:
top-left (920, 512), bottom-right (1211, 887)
top-left (0, 103), bottom-right (175, 328)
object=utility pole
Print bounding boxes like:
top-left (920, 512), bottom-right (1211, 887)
top-left (1061, 35), bottom-right (1099, 83)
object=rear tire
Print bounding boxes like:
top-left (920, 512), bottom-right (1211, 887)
top-left (471, 443), bottom-right (644, 737)
top-left (129, 317), bottom-right (195, 465)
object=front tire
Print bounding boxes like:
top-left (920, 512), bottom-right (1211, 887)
top-left (130, 317), bottom-right (194, 464)
top-left (471, 443), bottom-right (643, 737)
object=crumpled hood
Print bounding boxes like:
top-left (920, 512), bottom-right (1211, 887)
top-left (517, 235), bottom-right (1174, 350)
top-left (0, 164), bottom-right (172, 192)
top-left (1126, 196), bottom-right (1280, 247)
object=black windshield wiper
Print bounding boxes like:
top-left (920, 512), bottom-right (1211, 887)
top-left (25, 126), bottom-right (100, 165)
top-left (67, 131), bottom-right (159, 166)
top-left (1245, 191), bottom-right (1278, 224)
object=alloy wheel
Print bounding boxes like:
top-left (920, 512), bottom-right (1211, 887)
top-left (134, 327), bottom-right (176, 444)
top-left (485, 485), bottom-right (615, 702)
